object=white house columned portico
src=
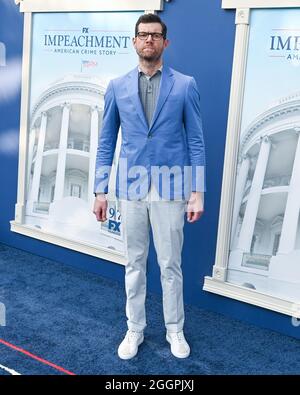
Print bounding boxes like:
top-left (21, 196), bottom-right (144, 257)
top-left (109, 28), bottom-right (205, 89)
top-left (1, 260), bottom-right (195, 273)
top-left (228, 92), bottom-right (300, 287)
top-left (23, 74), bottom-right (123, 251)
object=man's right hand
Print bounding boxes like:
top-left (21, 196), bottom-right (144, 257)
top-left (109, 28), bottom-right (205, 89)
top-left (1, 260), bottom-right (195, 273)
top-left (93, 193), bottom-right (108, 222)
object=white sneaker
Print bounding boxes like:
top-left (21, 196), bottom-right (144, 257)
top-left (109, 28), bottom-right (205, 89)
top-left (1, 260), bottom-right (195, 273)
top-left (118, 330), bottom-right (144, 360)
top-left (166, 331), bottom-right (190, 358)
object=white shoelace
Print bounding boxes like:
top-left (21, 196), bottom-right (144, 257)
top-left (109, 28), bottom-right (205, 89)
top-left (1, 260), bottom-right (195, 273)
top-left (127, 331), bottom-right (142, 342)
top-left (169, 331), bottom-right (185, 343)
top-left (176, 332), bottom-right (185, 343)
top-left (169, 332), bottom-right (186, 344)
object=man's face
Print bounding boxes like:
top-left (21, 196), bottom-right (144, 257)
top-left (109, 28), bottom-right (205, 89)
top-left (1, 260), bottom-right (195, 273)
top-left (133, 22), bottom-right (169, 62)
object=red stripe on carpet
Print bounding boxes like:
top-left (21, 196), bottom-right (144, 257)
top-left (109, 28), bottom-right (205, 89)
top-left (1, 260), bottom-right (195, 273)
top-left (0, 338), bottom-right (76, 375)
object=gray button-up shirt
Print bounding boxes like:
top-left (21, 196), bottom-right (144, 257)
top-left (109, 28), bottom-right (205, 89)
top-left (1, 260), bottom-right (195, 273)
top-left (138, 66), bottom-right (162, 127)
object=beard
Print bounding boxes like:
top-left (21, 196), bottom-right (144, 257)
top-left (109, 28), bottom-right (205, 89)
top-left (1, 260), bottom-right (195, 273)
top-left (136, 47), bottom-right (163, 62)
top-left (140, 53), bottom-right (160, 62)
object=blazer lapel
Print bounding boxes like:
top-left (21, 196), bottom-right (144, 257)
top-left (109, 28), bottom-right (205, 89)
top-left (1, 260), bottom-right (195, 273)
top-left (149, 66), bottom-right (175, 131)
top-left (126, 67), bottom-right (148, 130)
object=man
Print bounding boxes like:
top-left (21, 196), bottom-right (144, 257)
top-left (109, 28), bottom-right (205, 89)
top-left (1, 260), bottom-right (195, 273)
top-left (93, 13), bottom-right (205, 360)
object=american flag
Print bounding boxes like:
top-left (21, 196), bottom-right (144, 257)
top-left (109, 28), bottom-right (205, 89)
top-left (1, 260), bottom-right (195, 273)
top-left (81, 60), bottom-right (98, 71)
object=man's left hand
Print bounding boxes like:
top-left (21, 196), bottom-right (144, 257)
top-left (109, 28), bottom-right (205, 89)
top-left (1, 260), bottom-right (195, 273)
top-left (187, 192), bottom-right (204, 223)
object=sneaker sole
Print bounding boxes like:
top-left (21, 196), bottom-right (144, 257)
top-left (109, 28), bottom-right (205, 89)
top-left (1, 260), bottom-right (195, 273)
top-left (166, 334), bottom-right (190, 359)
top-left (118, 335), bottom-right (144, 360)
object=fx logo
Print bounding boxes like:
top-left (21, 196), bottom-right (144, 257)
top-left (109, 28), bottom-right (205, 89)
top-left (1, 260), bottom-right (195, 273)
top-left (0, 303), bottom-right (6, 326)
top-left (82, 27), bottom-right (89, 33)
top-left (108, 220), bottom-right (121, 234)
top-left (0, 42), bottom-right (6, 67)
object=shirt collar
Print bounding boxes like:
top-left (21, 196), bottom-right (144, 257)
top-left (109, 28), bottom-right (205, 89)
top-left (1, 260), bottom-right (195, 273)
top-left (138, 65), bottom-right (163, 79)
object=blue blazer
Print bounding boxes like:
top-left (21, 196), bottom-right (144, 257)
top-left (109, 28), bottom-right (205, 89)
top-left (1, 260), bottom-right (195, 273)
top-left (94, 65), bottom-right (206, 200)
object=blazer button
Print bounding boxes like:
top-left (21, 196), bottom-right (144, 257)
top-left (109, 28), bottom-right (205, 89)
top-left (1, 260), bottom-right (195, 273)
top-left (148, 132), bottom-right (152, 139)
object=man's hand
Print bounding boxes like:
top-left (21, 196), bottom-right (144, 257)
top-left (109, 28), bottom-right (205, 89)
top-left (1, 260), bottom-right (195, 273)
top-left (93, 193), bottom-right (108, 222)
top-left (186, 192), bottom-right (204, 223)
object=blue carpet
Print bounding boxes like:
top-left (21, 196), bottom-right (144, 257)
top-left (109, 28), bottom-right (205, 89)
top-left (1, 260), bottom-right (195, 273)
top-left (0, 242), bottom-right (300, 375)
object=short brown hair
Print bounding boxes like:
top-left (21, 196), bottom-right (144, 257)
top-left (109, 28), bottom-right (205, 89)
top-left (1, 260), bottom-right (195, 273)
top-left (135, 13), bottom-right (167, 39)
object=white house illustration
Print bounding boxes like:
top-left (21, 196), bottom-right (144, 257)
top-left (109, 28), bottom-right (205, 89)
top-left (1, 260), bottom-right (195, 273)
top-left (229, 92), bottom-right (300, 291)
top-left (25, 74), bottom-right (123, 251)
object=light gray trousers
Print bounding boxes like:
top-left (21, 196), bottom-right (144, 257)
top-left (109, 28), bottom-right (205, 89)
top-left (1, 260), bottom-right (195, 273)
top-left (120, 186), bottom-right (186, 333)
